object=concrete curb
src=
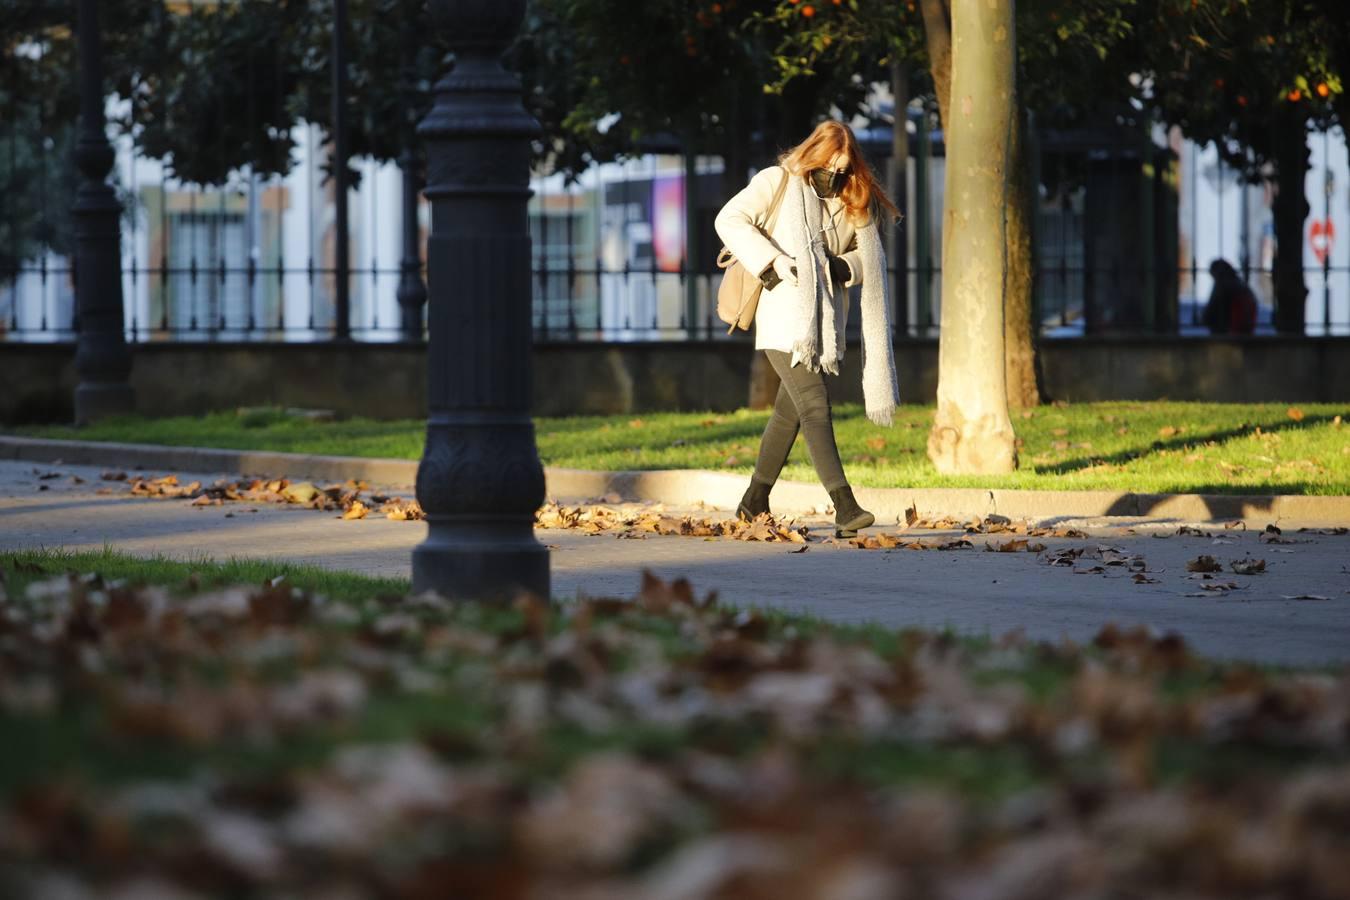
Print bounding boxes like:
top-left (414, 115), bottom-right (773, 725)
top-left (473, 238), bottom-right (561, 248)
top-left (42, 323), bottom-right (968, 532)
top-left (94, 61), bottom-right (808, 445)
top-left (0, 436), bottom-right (422, 487)
top-left (3, 435), bottom-right (1349, 526)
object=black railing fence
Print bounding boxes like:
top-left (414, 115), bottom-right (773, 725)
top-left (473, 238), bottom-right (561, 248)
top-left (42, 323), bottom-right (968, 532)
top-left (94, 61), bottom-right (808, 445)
top-left (7, 130), bottom-right (1347, 342)
top-left (2, 118), bottom-right (420, 343)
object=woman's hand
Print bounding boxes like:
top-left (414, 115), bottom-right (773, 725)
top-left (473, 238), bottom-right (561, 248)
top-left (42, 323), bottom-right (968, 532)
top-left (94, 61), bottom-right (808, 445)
top-left (827, 255), bottom-right (851, 285)
top-left (772, 254), bottom-right (799, 288)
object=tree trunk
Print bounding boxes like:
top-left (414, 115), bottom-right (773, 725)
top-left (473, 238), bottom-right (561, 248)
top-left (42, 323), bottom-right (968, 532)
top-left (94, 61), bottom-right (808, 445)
top-left (926, 0), bottom-right (1018, 475)
top-left (920, 0), bottom-right (1037, 409)
top-left (1271, 108), bottom-right (1310, 334)
top-left (1003, 102), bottom-right (1039, 408)
top-left (919, 0), bottom-right (953, 128)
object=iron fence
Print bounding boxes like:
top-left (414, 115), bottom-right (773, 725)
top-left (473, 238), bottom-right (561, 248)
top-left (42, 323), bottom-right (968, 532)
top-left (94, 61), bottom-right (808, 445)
top-left (6, 235), bottom-right (1349, 344)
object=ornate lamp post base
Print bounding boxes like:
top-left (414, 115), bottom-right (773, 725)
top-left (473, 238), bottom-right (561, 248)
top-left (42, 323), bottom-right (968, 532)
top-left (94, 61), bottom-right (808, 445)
top-left (412, 522), bottom-right (549, 600)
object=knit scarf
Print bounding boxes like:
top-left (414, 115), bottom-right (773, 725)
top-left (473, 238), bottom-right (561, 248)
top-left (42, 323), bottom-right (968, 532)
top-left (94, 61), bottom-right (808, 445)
top-left (781, 175), bottom-right (899, 427)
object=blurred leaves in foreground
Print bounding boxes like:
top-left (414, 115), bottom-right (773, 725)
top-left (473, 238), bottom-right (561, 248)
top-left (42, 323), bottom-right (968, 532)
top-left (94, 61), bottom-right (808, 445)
top-left (2, 553), bottom-right (1349, 898)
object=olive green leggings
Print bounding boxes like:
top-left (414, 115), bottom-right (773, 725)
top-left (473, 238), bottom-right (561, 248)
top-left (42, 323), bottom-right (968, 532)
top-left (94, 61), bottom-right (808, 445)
top-left (751, 349), bottom-right (847, 492)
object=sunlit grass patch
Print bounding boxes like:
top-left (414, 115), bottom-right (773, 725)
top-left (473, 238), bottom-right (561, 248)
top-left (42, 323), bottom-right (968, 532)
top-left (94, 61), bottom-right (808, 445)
top-left (15, 401), bottom-right (1349, 494)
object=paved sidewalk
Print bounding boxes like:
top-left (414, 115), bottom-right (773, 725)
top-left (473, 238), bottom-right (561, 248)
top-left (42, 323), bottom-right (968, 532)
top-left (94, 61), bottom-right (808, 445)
top-left (4, 458), bottom-right (1349, 666)
top-left (5, 435), bottom-right (1350, 527)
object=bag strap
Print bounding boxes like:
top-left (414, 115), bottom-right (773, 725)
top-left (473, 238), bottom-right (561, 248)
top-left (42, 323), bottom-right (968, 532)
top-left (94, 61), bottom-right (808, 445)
top-left (761, 168), bottom-right (791, 234)
top-left (717, 168), bottom-right (792, 263)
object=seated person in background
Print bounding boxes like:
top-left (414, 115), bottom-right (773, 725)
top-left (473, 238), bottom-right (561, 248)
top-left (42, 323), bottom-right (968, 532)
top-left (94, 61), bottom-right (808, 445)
top-left (1203, 259), bottom-right (1258, 335)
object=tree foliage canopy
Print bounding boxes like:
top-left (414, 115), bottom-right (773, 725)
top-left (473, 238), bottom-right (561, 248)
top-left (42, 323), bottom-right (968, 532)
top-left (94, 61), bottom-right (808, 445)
top-left (4, 0), bottom-right (1349, 242)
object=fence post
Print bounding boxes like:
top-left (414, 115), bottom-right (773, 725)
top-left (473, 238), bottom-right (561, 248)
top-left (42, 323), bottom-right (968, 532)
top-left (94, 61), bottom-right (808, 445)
top-left (887, 60), bottom-right (909, 337)
top-left (411, 0), bottom-right (550, 601)
top-left (332, 0), bottom-right (351, 339)
top-left (397, 146), bottom-right (427, 339)
top-left (396, 8), bottom-right (426, 339)
top-left (72, 0), bottom-right (133, 424)
top-left (684, 140), bottom-right (698, 339)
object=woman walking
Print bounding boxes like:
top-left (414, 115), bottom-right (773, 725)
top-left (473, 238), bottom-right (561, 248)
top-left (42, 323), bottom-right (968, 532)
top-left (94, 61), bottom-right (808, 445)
top-left (715, 120), bottom-right (900, 537)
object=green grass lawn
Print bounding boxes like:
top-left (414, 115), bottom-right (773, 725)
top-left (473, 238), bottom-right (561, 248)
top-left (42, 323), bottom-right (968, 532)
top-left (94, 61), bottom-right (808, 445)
top-left (14, 400), bottom-right (1350, 494)
top-left (3, 548), bottom-right (1347, 896)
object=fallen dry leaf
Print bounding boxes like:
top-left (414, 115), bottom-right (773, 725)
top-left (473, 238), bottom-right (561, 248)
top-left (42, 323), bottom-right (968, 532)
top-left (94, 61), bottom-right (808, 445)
top-left (282, 482), bottom-right (320, 505)
top-left (1186, 555), bottom-right (1223, 573)
top-left (1185, 581), bottom-right (1244, 595)
top-left (1176, 526), bottom-right (1213, 537)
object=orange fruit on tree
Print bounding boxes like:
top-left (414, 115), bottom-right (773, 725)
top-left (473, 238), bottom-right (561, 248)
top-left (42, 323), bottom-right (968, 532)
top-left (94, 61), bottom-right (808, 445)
top-left (1316, 82), bottom-right (1330, 98)
top-left (801, 3), bottom-right (815, 14)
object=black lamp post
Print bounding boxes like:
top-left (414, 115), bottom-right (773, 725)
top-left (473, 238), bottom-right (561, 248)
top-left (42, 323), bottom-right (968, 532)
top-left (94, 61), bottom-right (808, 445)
top-left (411, 0), bottom-right (550, 600)
top-left (72, 0), bottom-right (133, 424)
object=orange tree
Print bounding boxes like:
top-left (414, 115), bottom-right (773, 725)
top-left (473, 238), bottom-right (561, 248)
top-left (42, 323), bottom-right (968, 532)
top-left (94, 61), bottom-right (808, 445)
top-left (761, 0), bottom-right (1350, 339)
top-left (1141, 0), bottom-right (1342, 334)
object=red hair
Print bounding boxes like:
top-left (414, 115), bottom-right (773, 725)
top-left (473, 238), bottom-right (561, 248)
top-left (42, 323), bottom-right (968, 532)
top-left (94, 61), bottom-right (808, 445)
top-left (778, 120), bottom-right (899, 226)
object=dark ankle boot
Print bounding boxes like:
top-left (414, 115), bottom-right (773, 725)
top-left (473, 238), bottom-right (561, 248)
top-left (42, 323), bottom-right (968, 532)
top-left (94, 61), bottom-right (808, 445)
top-left (737, 480), bottom-right (772, 521)
top-left (829, 485), bottom-right (874, 537)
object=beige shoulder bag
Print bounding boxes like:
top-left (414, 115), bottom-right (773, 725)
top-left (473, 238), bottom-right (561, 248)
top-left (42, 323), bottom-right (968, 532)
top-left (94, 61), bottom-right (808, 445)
top-left (715, 169), bottom-right (791, 334)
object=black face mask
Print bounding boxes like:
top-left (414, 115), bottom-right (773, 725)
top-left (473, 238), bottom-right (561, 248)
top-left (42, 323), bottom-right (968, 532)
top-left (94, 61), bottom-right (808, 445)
top-left (810, 168), bottom-right (847, 198)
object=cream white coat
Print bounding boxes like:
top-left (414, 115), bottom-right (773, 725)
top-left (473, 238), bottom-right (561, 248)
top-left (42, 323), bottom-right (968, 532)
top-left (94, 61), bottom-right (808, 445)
top-left (714, 165), bottom-right (865, 352)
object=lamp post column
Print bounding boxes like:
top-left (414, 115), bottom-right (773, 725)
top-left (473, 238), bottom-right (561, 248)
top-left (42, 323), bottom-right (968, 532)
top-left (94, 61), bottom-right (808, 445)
top-left (72, 0), bottom-right (133, 424)
top-left (411, 0), bottom-right (549, 600)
